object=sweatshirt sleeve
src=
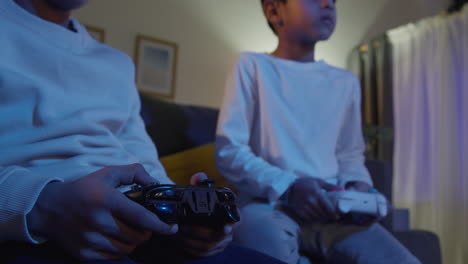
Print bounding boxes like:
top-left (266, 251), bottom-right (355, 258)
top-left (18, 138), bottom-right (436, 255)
top-left (215, 55), bottom-right (297, 204)
top-left (335, 75), bottom-right (373, 187)
top-left (0, 166), bottom-right (63, 243)
top-left (115, 62), bottom-right (173, 185)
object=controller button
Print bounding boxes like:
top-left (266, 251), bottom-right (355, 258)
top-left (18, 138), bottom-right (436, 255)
top-left (216, 191), bottom-right (235, 202)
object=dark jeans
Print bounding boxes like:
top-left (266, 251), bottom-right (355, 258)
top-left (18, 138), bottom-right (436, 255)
top-left (1, 239), bottom-right (285, 264)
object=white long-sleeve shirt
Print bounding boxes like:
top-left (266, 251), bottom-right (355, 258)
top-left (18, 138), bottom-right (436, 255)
top-left (215, 52), bottom-right (372, 205)
top-left (0, 0), bottom-right (171, 243)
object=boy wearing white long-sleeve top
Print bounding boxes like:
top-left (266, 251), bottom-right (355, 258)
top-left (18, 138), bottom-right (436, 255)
top-left (215, 0), bottom-right (420, 263)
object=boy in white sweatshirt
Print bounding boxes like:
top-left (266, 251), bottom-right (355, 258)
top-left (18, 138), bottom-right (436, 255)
top-left (0, 1), bottom-right (284, 264)
top-left (215, 0), bottom-right (420, 263)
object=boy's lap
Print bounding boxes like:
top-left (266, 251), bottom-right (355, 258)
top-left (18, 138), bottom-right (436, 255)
top-left (236, 202), bottom-right (357, 249)
top-left (236, 203), bottom-right (300, 244)
top-left (234, 203), bottom-right (301, 263)
top-left (236, 203), bottom-right (416, 263)
top-left (300, 221), bottom-right (372, 256)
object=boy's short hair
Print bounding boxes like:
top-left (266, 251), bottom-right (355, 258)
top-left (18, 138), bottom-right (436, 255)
top-left (260, 0), bottom-right (287, 34)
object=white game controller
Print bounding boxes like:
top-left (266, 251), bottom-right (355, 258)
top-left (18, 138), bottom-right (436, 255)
top-left (327, 189), bottom-right (388, 218)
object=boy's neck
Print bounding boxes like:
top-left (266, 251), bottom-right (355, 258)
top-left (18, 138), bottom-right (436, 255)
top-left (272, 40), bottom-right (316, 63)
top-left (14, 0), bottom-right (72, 29)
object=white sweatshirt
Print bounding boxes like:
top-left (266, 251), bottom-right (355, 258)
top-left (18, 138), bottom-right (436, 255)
top-left (215, 52), bottom-right (372, 204)
top-left (0, 0), bottom-right (171, 243)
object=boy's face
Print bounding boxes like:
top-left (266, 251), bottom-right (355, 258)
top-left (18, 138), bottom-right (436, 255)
top-left (44, 0), bottom-right (89, 11)
top-left (278, 0), bottom-right (337, 44)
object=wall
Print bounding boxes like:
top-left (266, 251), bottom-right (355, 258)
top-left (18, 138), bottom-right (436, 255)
top-left (74, 0), bottom-right (451, 108)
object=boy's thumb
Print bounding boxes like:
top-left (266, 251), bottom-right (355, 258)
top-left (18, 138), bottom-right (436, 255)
top-left (190, 172), bottom-right (209, 185)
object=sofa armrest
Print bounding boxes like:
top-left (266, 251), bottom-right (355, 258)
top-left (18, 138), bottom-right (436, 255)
top-left (393, 230), bottom-right (442, 264)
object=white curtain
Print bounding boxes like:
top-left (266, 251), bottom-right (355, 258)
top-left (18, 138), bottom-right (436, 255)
top-left (388, 5), bottom-right (468, 264)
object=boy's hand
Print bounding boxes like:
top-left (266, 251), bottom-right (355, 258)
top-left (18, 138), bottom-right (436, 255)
top-left (345, 181), bottom-right (388, 225)
top-left (175, 224), bottom-right (234, 257)
top-left (174, 173), bottom-right (235, 257)
top-left (286, 177), bottom-right (340, 223)
top-left (27, 164), bottom-right (178, 261)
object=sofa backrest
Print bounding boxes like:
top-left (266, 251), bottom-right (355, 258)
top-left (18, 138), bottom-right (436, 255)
top-left (140, 94), bottom-right (219, 157)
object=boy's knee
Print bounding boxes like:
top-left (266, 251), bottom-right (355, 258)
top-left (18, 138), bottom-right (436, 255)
top-left (234, 204), bottom-right (300, 263)
top-left (328, 224), bottom-right (421, 264)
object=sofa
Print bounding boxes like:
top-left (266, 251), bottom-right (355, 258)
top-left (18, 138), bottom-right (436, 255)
top-left (140, 93), bottom-right (442, 264)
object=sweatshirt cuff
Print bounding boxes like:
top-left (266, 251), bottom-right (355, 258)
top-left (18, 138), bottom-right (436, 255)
top-left (0, 167), bottom-right (63, 243)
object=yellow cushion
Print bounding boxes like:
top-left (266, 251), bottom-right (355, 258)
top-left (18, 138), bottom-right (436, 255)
top-left (160, 143), bottom-right (235, 191)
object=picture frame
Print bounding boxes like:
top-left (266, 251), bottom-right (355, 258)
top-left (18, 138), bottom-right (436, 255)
top-left (134, 35), bottom-right (178, 99)
top-left (84, 25), bottom-right (106, 43)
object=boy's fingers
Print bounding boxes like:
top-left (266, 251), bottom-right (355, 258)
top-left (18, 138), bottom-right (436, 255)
top-left (109, 191), bottom-right (178, 235)
top-left (89, 211), bottom-right (151, 245)
top-left (105, 164), bottom-right (156, 187)
top-left (82, 232), bottom-right (135, 256)
top-left (111, 219), bottom-right (152, 245)
top-left (318, 195), bottom-right (336, 215)
top-left (305, 198), bottom-right (324, 219)
top-left (307, 192), bottom-right (337, 221)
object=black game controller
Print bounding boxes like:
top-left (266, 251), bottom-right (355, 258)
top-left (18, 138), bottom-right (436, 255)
top-left (124, 179), bottom-right (240, 226)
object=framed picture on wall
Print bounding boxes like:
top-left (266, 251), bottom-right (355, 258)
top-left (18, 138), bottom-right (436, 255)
top-left (134, 35), bottom-right (178, 99)
top-left (84, 25), bottom-right (106, 43)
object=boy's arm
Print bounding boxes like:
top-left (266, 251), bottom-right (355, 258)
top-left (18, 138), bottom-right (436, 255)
top-left (116, 59), bottom-right (173, 185)
top-left (0, 166), bottom-right (63, 242)
top-left (336, 76), bottom-right (373, 188)
top-left (215, 55), bottom-right (297, 204)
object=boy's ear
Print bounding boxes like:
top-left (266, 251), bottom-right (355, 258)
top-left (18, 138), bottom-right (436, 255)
top-left (262, 0), bottom-right (284, 31)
